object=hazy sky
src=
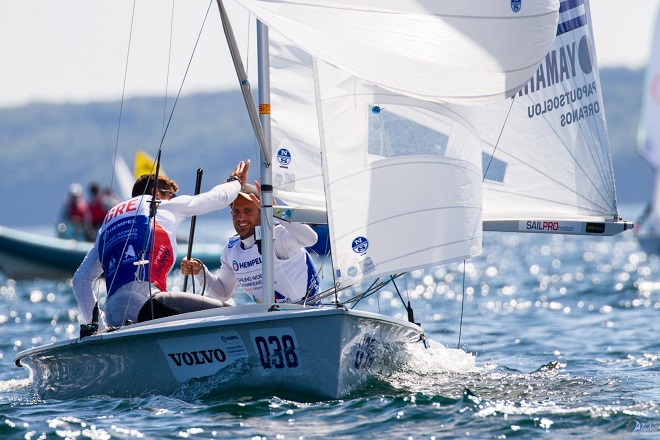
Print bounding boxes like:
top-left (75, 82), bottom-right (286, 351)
top-left (1, 0), bottom-right (659, 109)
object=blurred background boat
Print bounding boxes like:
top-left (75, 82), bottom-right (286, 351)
top-left (635, 5), bottom-right (660, 255)
top-left (0, 224), bottom-right (224, 280)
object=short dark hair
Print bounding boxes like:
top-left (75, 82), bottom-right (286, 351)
top-left (132, 174), bottom-right (179, 197)
top-left (89, 182), bottom-right (100, 195)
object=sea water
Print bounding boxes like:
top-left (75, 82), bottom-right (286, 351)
top-left (0, 210), bottom-right (658, 439)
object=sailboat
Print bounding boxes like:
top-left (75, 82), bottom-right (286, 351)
top-left (635, 5), bottom-right (660, 255)
top-left (15, 0), bottom-right (630, 400)
top-left (0, 224), bottom-right (225, 280)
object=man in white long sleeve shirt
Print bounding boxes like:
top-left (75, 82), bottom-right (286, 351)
top-left (181, 182), bottom-right (319, 304)
top-left (72, 160), bottom-right (251, 328)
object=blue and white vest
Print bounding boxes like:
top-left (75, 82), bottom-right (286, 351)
top-left (98, 196), bottom-right (177, 297)
top-left (223, 235), bottom-right (319, 304)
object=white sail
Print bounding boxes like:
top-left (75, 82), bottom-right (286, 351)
top-left (269, 38), bottom-right (326, 209)
top-left (265, 0), bottom-right (631, 288)
top-left (260, 0), bottom-right (561, 287)
top-left (635, 4), bottom-right (660, 243)
top-left (270, 32), bottom-right (483, 287)
top-left (445, 0), bottom-right (619, 228)
top-left (265, 0), bottom-right (620, 224)
top-left (639, 5), bottom-right (660, 170)
top-left (237, 0), bottom-right (559, 105)
top-left (113, 154), bottom-right (134, 201)
top-left (315, 60), bottom-right (484, 287)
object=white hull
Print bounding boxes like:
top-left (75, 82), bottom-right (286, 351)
top-left (15, 303), bottom-right (424, 400)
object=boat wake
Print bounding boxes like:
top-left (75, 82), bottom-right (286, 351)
top-left (171, 358), bottom-right (254, 401)
top-left (366, 348), bottom-right (656, 428)
top-left (348, 338), bottom-right (479, 397)
top-left (406, 338), bottom-right (479, 374)
top-left (0, 378), bottom-right (32, 394)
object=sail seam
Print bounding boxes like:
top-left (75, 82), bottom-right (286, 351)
top-left (333, 206), bottom-right (481, 243)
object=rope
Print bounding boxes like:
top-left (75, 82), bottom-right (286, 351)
top-left (113, 1), bottom-right (214, 326)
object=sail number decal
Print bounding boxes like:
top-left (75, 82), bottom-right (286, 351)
top-left (354, 334), bottom-right (377, 370)
top-left (249, 327), bottom-right (301, 373)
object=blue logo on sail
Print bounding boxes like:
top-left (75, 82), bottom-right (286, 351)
top-left (511, 0), bottom-right (521, 13)
top-left (556, 0), bottom-right (587, 36)
top-left (277, 148), bottom-right (292, 166)
top-left (352, 237), bottom-right (369, 254)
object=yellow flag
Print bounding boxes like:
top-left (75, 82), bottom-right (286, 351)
top-left (134, 150), bottom-right (166, 178)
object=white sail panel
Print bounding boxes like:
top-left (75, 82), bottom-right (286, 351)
top-left (445, 0), bottom-right (618, 222)
top-left (636, 5), bottom-right (660, 240)
top-left (639, 5), bottom-right (660, 170)
top-left (646, 176), bottom-right (660, 235)
top-left (114, 154), bottom-right (135, 201)
top-left (315, 61), bottom-right (482, 287)
top-left (270, 35), bottom-right (325, 209)
top-left (236, 0), bottom-right (559, 105)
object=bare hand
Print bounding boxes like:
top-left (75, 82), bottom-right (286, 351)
top-left (230, 159), bottom-right (251, 189)
top-left (181, 257), bottom-right (202, 276)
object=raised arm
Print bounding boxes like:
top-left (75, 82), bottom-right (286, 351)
top-left (163, 159), bottom-right (251, 219)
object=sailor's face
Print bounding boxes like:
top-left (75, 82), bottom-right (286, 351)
top-left (155, 187), bottom-right (177, 200)
top-left (231, 197), bottom-right (260, 239)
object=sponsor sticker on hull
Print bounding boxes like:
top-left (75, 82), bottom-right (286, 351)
top-left (158, 330), bottom-right (248, 382)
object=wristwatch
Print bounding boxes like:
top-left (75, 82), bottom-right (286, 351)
top-left (226, 175), bottom-right (244, 189)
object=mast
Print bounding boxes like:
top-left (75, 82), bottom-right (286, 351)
top-left (257, 22), bottom-right (275, 302)
top-left (215, 0), bottom-right (274, 302)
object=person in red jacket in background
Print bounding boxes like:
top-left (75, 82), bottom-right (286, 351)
top-left (88, 182), bottom-right (109, 231)
top-left (58, 183), bottom-right (92, 240)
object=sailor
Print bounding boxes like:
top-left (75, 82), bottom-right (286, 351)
top-left (72, 160), bottom-right (251, 328)
top-left (181, 181), bottom-right (320, 305)
top-left (87, 182), bottom-right (111, 232)
top-left (58, 182), bottom-right (93, 240)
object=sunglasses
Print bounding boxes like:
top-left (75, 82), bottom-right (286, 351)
top-left (158, 189), bottom-right (177, 198)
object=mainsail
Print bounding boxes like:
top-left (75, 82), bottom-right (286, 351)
top-left (639, 5), bottom-right (660, 169)
top-left (237, 0), bottom-right (559, 105)
top-left (235, 0), bottom-right (561, 288)
top-left (638, 4), bottom-right (660, 235)
top-left (447, 0), bottom-right (620, 230)
top-left (266, 0), bottom-right (628, 238)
